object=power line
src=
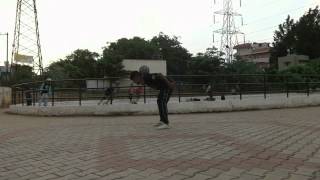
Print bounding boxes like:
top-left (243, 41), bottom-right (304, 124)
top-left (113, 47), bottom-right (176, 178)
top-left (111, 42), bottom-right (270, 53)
top-left (243, 2), bottom-right (318, 27)
top-left (245, 25), bottom-right (278, 36)
top-left (240, 0), bottom-right (288, 10)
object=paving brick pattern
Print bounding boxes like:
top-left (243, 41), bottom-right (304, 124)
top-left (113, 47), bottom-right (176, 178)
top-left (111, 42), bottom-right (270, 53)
top-left (1, 107), bottom-right (320, 180)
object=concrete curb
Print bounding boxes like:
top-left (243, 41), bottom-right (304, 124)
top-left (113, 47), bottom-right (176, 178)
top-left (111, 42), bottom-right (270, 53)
top-left (6, 95), bottom-right (320, 116)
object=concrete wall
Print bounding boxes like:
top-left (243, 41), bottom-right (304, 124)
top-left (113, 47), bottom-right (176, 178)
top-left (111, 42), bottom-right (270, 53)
top-left (0, 87), bottom-right (11, 108)
top-left (6, 95), bottom-right (320, 116)
top-left (278, 54), bottom-right (309, 71)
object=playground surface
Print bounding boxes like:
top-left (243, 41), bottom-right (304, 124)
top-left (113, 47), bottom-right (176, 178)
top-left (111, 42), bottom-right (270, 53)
top-left (1, 107), bottom-right (320, 180)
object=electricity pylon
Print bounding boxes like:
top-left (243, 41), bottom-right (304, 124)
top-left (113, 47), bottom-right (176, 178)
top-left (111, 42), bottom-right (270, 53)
top-left (213, 0), bottom-right (245, 63)
top-left (11, 0), bottom-right (43, 75)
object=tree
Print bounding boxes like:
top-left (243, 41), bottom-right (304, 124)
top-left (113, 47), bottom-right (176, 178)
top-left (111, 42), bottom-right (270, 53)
top-left (295, 7), bottom-right (320, 59)
top-left (224, 60), bottom-right (262, 74)
top-left (151, 32), bottom-right (192, 75)
top-left (44, 60), bottom-right (70, 80)
top-left (66, 49), bottom-right (99, 78)
top-left (45, 49), bottom-right (99, 80)
top-left (97, 36), bottom-right (163, 77)
top-left (270, 15), bottom-right (296, 67)
top-left (271, 6), bottom-right (320, 67)
top-left (97, 53), bottom-right (125, 77)
top-left (103, 37), bottom-right (160, 60)
top-left (10, 65), bottom-right (35, 84)
top-left (188, 47), bottom-right (223, 75)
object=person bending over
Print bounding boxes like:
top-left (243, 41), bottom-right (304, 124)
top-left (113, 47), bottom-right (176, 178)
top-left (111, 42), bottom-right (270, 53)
top-left (130, 71), bottom-right (175, 130)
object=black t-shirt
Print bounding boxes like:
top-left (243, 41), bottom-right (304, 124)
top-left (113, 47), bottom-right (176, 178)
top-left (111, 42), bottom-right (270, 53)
top-left (104, 87), bottom-right (114, 96)
top-left (143, 73), bottom-right (173, 90)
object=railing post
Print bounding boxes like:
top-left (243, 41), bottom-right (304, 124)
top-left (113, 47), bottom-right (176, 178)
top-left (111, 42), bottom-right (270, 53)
top-left (12, 87), bottom-right (15, 105)
top-left (109, 79), bottom-right (113, 105)
top-left (179, 76), bottom-right (183, 103)
top-left (51, 83), bottom-right (55, 107)
top-left (143, 85), bottom-right (146, 104)
top-left (35, 88), bottom-right (38, 106)
top-left (32, 88), bottom-right (36, 106)
top-left (11, 87), bottom-right (13, 105)
top-left (210, 76), bottom-right (213, 100)
top-left (79, 82), bottom-right (82, 106)
top-left (286, 76), bottom-right (289, 98)
top-left (21, 89), bottom-right (24, 106)
top-left (178, 82), bottom-right (181, 103)
top-left (239, 84), bottom-right (242, 100)
top-left (263, 74), bottom-right (267, 99)
top-left (306, 78), bottom-right (310, 97)
top-left (239, 76), bottom-right (242, 100)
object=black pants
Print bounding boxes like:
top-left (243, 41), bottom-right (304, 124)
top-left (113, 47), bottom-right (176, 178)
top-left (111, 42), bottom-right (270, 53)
top-left (157, 89), bottom-right (172, 125)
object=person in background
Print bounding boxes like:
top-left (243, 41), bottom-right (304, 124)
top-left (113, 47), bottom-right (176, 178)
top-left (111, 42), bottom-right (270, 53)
top-left (39, 78), bottom-right (52, 107)
top-left (98, 87), bottom-right (114, 105)
top-left (132, 85), bottom-right (144, 104)
top-left (128, 83), bottom-right (135, 104)
top-left (25, 87), bottom-right (32, 106)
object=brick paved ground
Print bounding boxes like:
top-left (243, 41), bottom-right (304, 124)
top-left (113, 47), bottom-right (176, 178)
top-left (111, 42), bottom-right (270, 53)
top-left (1, 107), bottom-right (320, 180)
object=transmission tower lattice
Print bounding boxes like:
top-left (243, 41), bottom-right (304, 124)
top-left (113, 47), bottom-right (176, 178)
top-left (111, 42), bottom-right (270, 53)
top-left (213, 0), bottom-right (245, 63)
top-left (11, 0), bottom-right (43, 74)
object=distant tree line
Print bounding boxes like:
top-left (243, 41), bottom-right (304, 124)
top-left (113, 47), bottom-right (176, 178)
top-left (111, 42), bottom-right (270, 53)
top-left (2, 6), bottom-right (320, 86)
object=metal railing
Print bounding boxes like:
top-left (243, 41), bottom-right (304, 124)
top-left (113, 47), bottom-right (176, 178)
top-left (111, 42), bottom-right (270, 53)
top-left (11, 74), bottom-right (320, 106)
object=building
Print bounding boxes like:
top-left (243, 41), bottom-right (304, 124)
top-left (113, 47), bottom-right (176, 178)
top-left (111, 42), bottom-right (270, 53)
top-left (122, 59), bottom-right (167, 75)
top-left (86, 59), bottom-right (167, 89)
top-left (278, 54), bottom-right (309, 71)
top-left (233, 42), bottom-right (271, 69)
top-left (0, 66), bottom-right (8, 77)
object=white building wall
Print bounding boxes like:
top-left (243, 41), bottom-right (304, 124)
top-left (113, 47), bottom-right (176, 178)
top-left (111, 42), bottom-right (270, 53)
top-left (236, 49), bottom-right (252, 56)
top-left (86, 59), bottom-right (167, 89)
top-left (122, 59), bottom-right (167, 75)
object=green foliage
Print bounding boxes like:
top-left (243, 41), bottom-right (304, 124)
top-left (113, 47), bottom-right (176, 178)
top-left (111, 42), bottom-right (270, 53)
top-left (271, 6), bottom-right (320, 67)
top-left (10, 65), bottom-right (35, 84)
top-left (151, 32), bottom-right (192, 75)
top-left (295, 7), bottom-right (320, 59)
top-left (66, 49), bottom-right (99, 78)
top-left (45, 49), bottom-right (99, 80)
top-left (224, 60), bottom-right (263, 74)
top-left (188, 47), bottom-right (223, 75)
top-left (280, 64), bottom-right (316, 75)
top-left (97, 54), bottom-right (125, 77)
top-left (103, 37), bottom-right (160, 60)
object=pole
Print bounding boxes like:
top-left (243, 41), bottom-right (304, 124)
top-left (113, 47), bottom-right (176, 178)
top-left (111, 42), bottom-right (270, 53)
top-left (6, 33), bottom-right (8, 77)
top-left (0, 33), bottom-right (9, 79)
top-left (306, 78), bottom-right (310, 97)
top-left (263, 74), bottom-right (266, 99)
top-left (286, 76), bottom-right (289, 98)
top-left (143, 85), bottom-right (146, 104)
top-left (178, 82), bottom-right (181, 103)
top-left (51, 82), bottom-right (54, 106)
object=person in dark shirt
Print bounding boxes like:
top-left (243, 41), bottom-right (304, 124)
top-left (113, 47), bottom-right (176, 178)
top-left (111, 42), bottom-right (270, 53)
top-left (98, 87), bottom-right (114, 105)
top-left (39, 78), bottom-right (52, 106)
top-left (130, 71), bottom-right (175, 130)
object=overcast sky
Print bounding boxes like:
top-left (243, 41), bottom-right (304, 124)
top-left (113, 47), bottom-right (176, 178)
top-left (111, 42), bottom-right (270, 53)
top-left (0, 0), bottom-right (319, 67)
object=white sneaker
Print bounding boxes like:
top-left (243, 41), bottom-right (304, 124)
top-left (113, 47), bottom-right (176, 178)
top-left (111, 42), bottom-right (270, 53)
top-left (156, 123), bottom-right (170, 130)
top-left (153, 122), bottom-right (163, 127)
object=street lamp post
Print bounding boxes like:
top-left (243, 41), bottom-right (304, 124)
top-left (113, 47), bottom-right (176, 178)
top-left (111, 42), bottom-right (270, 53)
top-left (0, 33), bottom-right (9, 77)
